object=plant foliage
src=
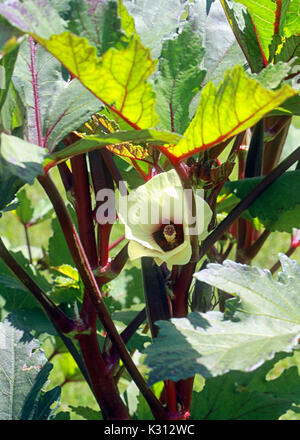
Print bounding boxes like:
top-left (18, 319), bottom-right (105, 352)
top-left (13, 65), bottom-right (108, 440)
top-left (0, 0), bottom-right (299, 422)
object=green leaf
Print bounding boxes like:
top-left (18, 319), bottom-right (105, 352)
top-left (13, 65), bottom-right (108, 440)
top-left (269, 34), bottom-right (300, 68)
top-left (30, 198), bottom-right (53, 225)
top-left (230, 0), bottom-right (300, 61)
top-left (0, 45), bottom-right (19, 112)
top-left (132, 394), bottom-right (154, 420)
top-left (15, 188), bottom-right (34, 225)
top-left (53, 352), bottom-right (83, 383)
top-left (144, 255), bottom-right (300, 384)
top-left (190, 353), bottom-right (300, 420)
top-left (153, 26), bottom-right (206, 134)
top-left (0, 0), bottom-right (66, 39)
top-left (108, 265), bottom-right (144, 308)
top-left (160, 65), bottom-right (296, 161)
top-left (48, 205), bottom-right (77, 267)
top-left (68, 0), bottom-right (127, 55)
top-left (144, 309), bottom-right (300, 385)
top-left (0, 316), bottom-right (59, 419)
top-left (234, 0), bottom-right (277, 61)
top-left (33, 31), bottom-right (158, 129)
top-left (250, 61), bottom-right (292, 89)
top-left (68, 405), bottom-right (102, 420)
top-left (283, 0), bottom-right (300, 38)
top-left (48, 0), bottom-right (72, 17)
top-left (0, 174), bottom-right (23, 216)
top-left (0, 133), bottom-right (45, 213)
top-left (224, 170), bottom-right (300, 232)
top-left (50, 264), bottom-right (82, 306)
top-left (117, 0), bottom-right (136, 38)
top-left (44, 129), bottom-right (182, 169)
top-left (0, 82), bottom-right (24, 134)
top-left (0, 133), bottom-right (45, 184)
top-left (187, 1), bottom-right (247, 86)
top-left (32, 380), bottom-right (61, 420)
top-left (6, 308), bottom-right (56, 337)
top-left (54, 411), bottom-right (71, 420)
top-left (122, 0), bottom-right (187, 58)
top-left (0, 250), bottom-right (51, 312)
top-left (13, 37), bottom-right (104, 151)
top-left (0, 16), bottom-right (23, 56)
top-left (113, 156), bottom-right (145, 190)
top-left (274, 95), bottom-right (300, 116)
top-left (196, 254), bottom-right (300, 321)
top-left (220, 0), bottom-right (266, 73)
top-left (0, 275), bottom-right (37, 311)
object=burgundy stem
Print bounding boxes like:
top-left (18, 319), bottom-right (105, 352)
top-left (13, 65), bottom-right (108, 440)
top-left (28, 36), bottom-right (43, 147)
top-left (70, 154), bottom-right (130, 419)
top-left (171, 261), bottom-right (197, 417)
top-left (38, 173), bottom-right (167, 419)
top-left (88, 149), bottom-right (115, 267)
top-left (70, 155), bottom-right (98, 269)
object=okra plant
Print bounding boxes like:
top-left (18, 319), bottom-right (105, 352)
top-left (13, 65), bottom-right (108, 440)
top-left (0, 0), bottom-right (300, 421)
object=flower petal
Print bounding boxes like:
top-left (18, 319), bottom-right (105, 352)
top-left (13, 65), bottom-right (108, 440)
top-left (154, 240), bottom-right (192, 269)
top-left (118, 169), bottom-right (212, 268)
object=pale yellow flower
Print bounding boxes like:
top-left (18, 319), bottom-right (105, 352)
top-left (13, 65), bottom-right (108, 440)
top-left (118, 169), bottom-right (212, 269)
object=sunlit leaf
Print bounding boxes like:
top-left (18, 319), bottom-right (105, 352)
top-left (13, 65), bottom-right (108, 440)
top-left (12, 37), bottom-right (104, 151)
top-left (196, 254), bottom-right (300, 321)
top-left (144, 310), bottom-right (300, 384)
top-left (0, 133), bottom-right (45, 183)
top-left (106, 143), bottom-right (150, 161)
top-left (159, 65), bottom-right (296, 161)
top-left (52, 264), bottom-right (79, 283)
top-left (35, 32), bottom-right (158, 129)
top-left (117, 0), bottom-right (136, 38)
top-left (77, 113), bottom-right (152, 162)
top-left (0, 1), bottom-right (159, 129)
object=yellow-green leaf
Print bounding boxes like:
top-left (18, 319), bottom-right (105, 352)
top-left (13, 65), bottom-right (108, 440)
top-left (35, 31), bottom-right (158, 129)
top-left (106, 143), bottom-right (150, 161)
top-left (52, 264), bottom-right (79, 288)
top-left (117, 0), bottom-right (136, 38)
top-left (160, 65), bottom-right (296, 161)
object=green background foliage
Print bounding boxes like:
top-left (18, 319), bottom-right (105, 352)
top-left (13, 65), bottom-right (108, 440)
top-left (0, 0), bottom-right (300, 420)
